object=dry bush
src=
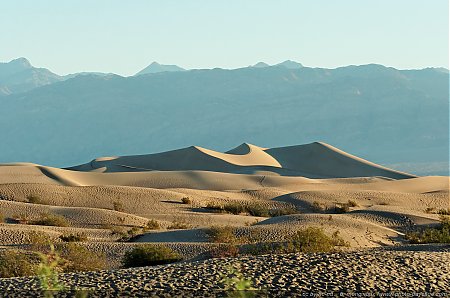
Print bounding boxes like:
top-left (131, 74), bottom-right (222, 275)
top-left (437, 209), bottom-right (450, 215)
top-left (406, 217), bottom-right (450, 244)
top-left (27, 195), bottom-right (47, 205)
top-left (312, 201), bottom-right (325, 212)
top-left (32, 213), bottom-right (70, 227)
top-left (206, 226), bottom-right (239, 244)
top-left (0, 249), bottom-right (40, 278)
top-left (181, 197), bottom-right (192, 204)
top-left (167, 220), bottom-right (191, 230)
top-left (122, 245), bottom-right (182, 268)
top-left (208, 244), bottom-right (239, 259)
top-left (347, 200), bottom-right (358, 207)
top-left (59, 233), bottom-right (88, 242)
top-left (112, 200), bottom-right (125, 212)
top-left (59, 243), bottom-right (106, 272)
top-left (143, 219), bottom-right (160, 231)
top-left (334, 203), bottom-right (350, 213)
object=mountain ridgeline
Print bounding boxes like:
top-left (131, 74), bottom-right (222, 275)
top-left (0, 59), bottom-right (448, 175)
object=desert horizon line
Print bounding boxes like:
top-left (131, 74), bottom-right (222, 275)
top-left (3, 56), bottom-right (449, 77)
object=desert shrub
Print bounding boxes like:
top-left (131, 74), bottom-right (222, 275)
top-left (59, 233), bottom-right (87, 242)
top-left (143, 219), bottom-right (160, 231)
top-left (27, 194), bottom-right (46, 205)
top-left (60, 243), bottom-right (106, 272)
top-left (32, 214), bottom-right (70, 227)
top-left (12, 213), bottom-right (31, 224)
top-left (167, 220), bottom-right (191, 230)
top-left (289, 227), bottom-right (338, 252)
top-left (206, 226), bottom-right (238, 244)
top-left (220, 264), bottom-right (255, 292)
top-left (334, 203), bottom-right (350, 213)
top-left (206, 202), bottom-right (225, 212)
top-left (312, 201), bottom-right (325, 212)
top-left (181, 197), bottom-right (192, 204)
top-left (27, 231), bottom-right (52, 252)
top-left (112, 200), bottom-right (124, 212)
top-left (347, 200), bottom-right (358, 207)
top-left (437, 209), bottom-right (450, 215)
top-left (245, 203), bottom-right (269, 217)
top-left (208, 245), bottom-right (240, 259)
top-left (37, 244), bottom-right (66, 293)
top-left (0, 249), bottom-right (40, 277)
top-left (425, 207), bottom-right (435, 213)
top-left (406, 218), bottom-right (450, 244)
top-left (223, 203), bottom-right (246, 215)
top-left (378, 202), bottom-right (389, 206)
top-left (122, 245), bottom-right (182, 268)
top-left (269, 207), bottom-right (298, 217)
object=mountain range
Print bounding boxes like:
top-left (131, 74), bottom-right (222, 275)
top-left (0, 58), bottom-right (448, 175)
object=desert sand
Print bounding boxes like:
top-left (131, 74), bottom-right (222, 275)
top-left (0, 142), bottom-right (448, 294)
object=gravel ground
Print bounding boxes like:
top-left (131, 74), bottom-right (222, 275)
top-left (0, 245), bottom-right (449, 297)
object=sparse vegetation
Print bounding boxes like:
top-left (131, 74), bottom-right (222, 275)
top-left (143, 219), bottom-right (160, 231)
top-left (312, 201), bottom-right (325, 212)
top-left (220, 264), bottom-right (255, 295)
top-left (334, 203), bottom-right (350, 213)
top-left (12, 213), bottom-right (31, 224)
top-left (208, 244), bottom-right (240, 259)
top-left (59, 233), bottom-right (88, 242)
top-left (59, 243), bottom-right (107, 272)
top-left (206, 226), bottom-right (239, 244)
top-left (206, 201), bottom-right (296, 217)
top-left (122, 244), bottom-right (182, 268)
top-left (347, 200), bottom-right (358, 207)
top-left (112, 200), bottom-right (125, 212)
top-left (437, 209), bottom-right (450, 215)
top-left (425, 207), bottom-right (435, 213)
top-left (0, 249), bottom-right (39, 278)
top-left (37, 244), bottom-right (65, 295)
top-left (405, 217), bottom-right (450, 244)
top-left (181, 197), bottom-right (192, 204)
top-left (27, 194), bottom-right (46, 205)
top-left (32, 214), bottom-right (70, 227)
top-left (167, 220), bottom-right (191, 229)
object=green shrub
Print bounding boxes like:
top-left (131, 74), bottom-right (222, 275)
top-left (181, 197), bottom-right (192, 204)
top-left (59, 233), bottom-right (87, 242)
top-left (143, 219), bottom-right (160, 231)
top-left (206, 226), bottom-right (238, 244)
top-left (406, 218), bottom-right (450, 244)
top-left (122, 245), bottom-right (182, 268)
top-left (60, 243), bottom-right (106, 272)
top-left (27, 194), bottom-right (46, 205)
top-left (32, 214), bottom-right (70, 227)
top-left (167, 220), bottom-right (191, 230)
top-left (0, 249), bottom-right (39, 277)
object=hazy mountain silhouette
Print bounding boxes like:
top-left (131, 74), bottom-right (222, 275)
top-left (0, 62), bottom-right (448, 175)
top-left (276, 60), bottom-right (303, 69)
top-left (135, 62), bottom-right (185, 75)
top-left (0, 58), bottom-right (62, 96)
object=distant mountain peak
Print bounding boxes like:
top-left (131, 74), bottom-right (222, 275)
top-left (135, 62), bottom-right (185, 76)
top-left (276, 60), bottom-right (303, 69)
top-left (7, 57), bottom-right (32, 69)
top-left (252, 62), bottom-right (270, 68)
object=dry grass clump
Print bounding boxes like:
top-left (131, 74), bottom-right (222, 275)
top-left (122, 245), bottom-right (182, 268)
top-left (181, 197), bottom-right (192, 204)
top-left (31, 213), bottom-right (70, 227)
top-left (347, 200), bottom-right (358, 207)
top-left (406, 216), bottom-right (450, 244)
top-left (26, 194), bottom-right (47, 205)
top-left (59, 233), bottom-right (88, 242)
top-left (143, 219), bottom-right (160, 231)
top-left (112, 200), bottom-right (125, 212)
top-left (206, 226), bottom-right (239, 244)
top-left (312, 201), bottom-right (325, 212)
top-left (437, 209), bottom-right (450, 215)
top-left (167, 220), bottom-right (191, 230)
top-left (334, 203), bottom-right (350, 213)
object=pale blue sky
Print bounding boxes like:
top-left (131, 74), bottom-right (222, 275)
top-left (1, 0), bottom-right (448, 76)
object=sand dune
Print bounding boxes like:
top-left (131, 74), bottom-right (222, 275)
top-left (67, 142), bottom-right (416, 179)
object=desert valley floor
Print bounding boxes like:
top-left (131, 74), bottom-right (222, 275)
top-left (0, 142), bottom-right (448, 295)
